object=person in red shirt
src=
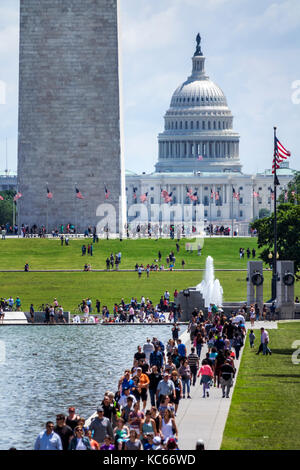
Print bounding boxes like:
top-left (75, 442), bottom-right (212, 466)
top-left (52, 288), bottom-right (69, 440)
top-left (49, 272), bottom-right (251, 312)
top-left (198, 359), bottom-right (214, 398)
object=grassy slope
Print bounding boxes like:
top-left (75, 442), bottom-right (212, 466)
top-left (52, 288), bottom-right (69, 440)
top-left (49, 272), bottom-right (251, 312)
top-left (0, 238), bottom-right (298, 312)
top-left (221, 322), bottom-right (300, 450)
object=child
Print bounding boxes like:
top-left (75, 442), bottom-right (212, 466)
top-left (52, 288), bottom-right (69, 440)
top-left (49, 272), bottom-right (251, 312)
top-left (249, 330), bottom-right (255, 348)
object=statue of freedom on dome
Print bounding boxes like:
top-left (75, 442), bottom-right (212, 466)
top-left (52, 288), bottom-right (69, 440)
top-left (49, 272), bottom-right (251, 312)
top-left (194, 33), bottom-right (203, 56)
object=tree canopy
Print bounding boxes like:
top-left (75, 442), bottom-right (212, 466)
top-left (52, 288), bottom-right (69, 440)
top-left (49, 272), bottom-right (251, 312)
top-left (0, 190), bottom-right (15, 227)
top-left (251, 202), bottom-right (300, 274)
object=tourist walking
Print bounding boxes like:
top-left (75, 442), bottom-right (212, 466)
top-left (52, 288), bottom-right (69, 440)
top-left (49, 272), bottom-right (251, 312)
top-left (170, 371), bottom-right (182, 415)
top-left (124, 429), bottom-right (143, 450)
top-left (161, 409), bottom-right (178, 444)
top-left (220, 359), bottom-right (235, 398)
top-left (198, 359), bottom-right (214, 398)
top-left (148, 366), bottom-right (162, 407)
top-left (187, 347), bottom-right (199, 386)
top-left (249, 330), bottom-right (256, 348)
top-left (89, 407), bottom-right (114, 445)
top-left (256, 327), bottom-right (272, 355)
top-left (232, 333), bottom-right (243, 360)
top-left (68, 426), bottom-right (92, 450)
top-left (34, 422), bottom-right (62, 450)
top-left (156, 373), bottom-right (176, 406)
top-left (54, 414), bottom-right (73, 451)
top-left (178, 359), bottom-right (191, 399)
top-left (113, 418), bottom-right (130, 450)
top-left (66, 407), bottom-right (80, 431)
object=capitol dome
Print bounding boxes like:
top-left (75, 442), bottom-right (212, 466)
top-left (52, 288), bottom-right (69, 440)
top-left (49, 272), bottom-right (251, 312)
top-left (155, 34), bottom-right (242, 174)
top-left (171, 78), bottom-right (228, 109)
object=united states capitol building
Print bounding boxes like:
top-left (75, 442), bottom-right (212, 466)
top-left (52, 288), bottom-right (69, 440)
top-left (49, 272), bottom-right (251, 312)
top-left (0, 35), bottom-right (296, 235)
top-left (125, 35), bottom-right (296, 235)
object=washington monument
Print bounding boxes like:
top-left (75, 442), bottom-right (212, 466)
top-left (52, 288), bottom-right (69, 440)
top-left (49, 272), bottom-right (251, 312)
top-left (17, 0), bottom-right (126, 233)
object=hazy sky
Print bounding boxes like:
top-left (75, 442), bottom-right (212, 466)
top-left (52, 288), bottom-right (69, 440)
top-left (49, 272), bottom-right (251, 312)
top-left (0, 0), bottom-right (299, 175)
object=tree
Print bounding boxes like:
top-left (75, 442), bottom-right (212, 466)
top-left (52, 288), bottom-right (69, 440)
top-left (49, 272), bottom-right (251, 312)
top-left (278, 170), bottom-right (300, 205)
top-left (259, 208), bottom-right (270, 219)
top-left (251, 203), bottom-right (300, 274)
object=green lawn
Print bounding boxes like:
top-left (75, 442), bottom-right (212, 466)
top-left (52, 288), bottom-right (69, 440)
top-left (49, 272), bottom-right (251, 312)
top-left (0, 238), bottom-right (299, 312)
top-left (0, 270), bottom-right (298, 313)
top-left (221, 322), bottom-right (300, 450)
top-left (0, 237), bottom-right (261, 270)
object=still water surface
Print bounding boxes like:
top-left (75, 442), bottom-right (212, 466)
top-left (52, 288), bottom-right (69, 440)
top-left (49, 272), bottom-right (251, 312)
top-left (0, 324), bottom-right (178, 450)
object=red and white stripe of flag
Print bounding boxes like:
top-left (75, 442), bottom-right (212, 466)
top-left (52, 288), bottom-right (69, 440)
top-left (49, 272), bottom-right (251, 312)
top-left (105, 186), bottom-right (110, 200)
top-left (47, 188), bottom-right (53, 199)
top-left (0, 195), bottom-right (4, 201)
top-left (272, 137), bottom-right (291, 174)
top-left (140, 193), bottom-right (148, 203)
top-left (14, 192), bottom-right (22, 202)
top-left (76, 188), bottom-right (84, 199)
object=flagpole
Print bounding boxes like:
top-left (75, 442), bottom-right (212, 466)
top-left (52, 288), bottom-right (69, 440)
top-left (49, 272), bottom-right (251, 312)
top-left (271, 126), bottom-right (278, 302)
top-left (13, 199), bottom-right (15, 229)
top-left (209, 188), bottom-right (212, 237)
top-left (74, 184), bottom-right (77, 238)
top-left (231, 184), bottom-right (234, 238)
top-left (46, 183), bottom-right (49, 235)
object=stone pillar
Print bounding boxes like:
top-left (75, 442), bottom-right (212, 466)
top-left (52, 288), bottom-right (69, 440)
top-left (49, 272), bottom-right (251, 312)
top-left (247, 261), bottom-right (264, 309)
top-left (276, 261), bottom-right (295, 319)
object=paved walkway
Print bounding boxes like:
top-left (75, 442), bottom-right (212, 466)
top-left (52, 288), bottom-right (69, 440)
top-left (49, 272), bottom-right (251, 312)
top-left (176, 321), bottom-right (278, 450)
top-left (86, 320), bottom-right (278, 450)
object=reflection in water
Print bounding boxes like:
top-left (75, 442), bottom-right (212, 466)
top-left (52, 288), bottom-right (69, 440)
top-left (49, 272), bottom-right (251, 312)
top-left (0, 325), bottom-right (177, 450)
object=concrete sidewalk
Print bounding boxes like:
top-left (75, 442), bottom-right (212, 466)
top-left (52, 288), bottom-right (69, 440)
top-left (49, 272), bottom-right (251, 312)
top-left (176, 322), bottom-right (278, 450)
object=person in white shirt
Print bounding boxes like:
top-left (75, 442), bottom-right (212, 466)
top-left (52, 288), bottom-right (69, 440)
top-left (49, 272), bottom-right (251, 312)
top-left (143, 338), bottom-right (154, 363)
top-left (256, 328), bottom-right (272, 355)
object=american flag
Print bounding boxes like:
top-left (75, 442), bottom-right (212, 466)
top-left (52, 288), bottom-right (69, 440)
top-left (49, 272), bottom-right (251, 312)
top-left (47, 187), bottom-right (53, 199)
top-left (133, 187), bottom-right (138, 199)
top-left (75, 188), bottom-right (84, 199)
top-left (270, 188), bottom-right (275, 200)
top-left (253, 190), bottom-right (259, 198)
top-left (105, 186), bottom-right (110, 200)
top-left (284, 190), bottom-right (288, 201)
top-left (191, 192), bottom-right (198, 202)
top-left (140, 192), bottom-right (148, 203)
top-left (272, 137), bottom-right (291, 174)
top-left (161, 189), bottom-right (173, 203)
top-left (186, 187), bottom-right (193, 197)
top-left (215, 191), bottom-right (220, 201)
top-left (197, 155), bottom-right (203, 161)
top-left (0, 195), bottom-right (4, 201)
top-left (14, 192), bottom-right (22, 202)
top-left (291, 190), bottom-right (296, 197)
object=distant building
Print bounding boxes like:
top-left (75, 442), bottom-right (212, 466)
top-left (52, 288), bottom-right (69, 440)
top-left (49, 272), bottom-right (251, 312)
top-left (0, 171), bottom-right (17, 191)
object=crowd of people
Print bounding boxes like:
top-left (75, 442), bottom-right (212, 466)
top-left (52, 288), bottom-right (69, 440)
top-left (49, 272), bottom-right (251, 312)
top-left (33, 306), bottom-right (261, 451)
top-left (239, 247), bottom-right (256, 259)
top-left (72, 291), bottom-right (181, 324)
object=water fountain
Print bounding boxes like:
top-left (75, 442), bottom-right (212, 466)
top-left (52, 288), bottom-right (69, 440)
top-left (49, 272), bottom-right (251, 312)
top-left (195, 256), bottom-right (223, 307)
